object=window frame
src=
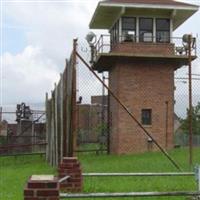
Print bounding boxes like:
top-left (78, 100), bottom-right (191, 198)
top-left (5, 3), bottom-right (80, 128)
top-left (139, 17), bottom-right (153, 42)
top-left (121, 17), bottom-right (136, 42)
top-left (141, 109), bottom-right (152, 125)
top-left (156, 18), bottom-right (170, 43)
top-left (110, 20), bottom-right (120, 47)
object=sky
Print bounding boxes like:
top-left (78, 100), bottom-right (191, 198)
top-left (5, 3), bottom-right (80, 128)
top-left (0, 0), bottom-right (200, 117)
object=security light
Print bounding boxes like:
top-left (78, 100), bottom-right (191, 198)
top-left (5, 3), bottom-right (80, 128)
top-left (182, 34), bottom-right (191, 43)
top-left (182, 34), bottom-right (196, 50)
top-left (85, 32), bottom-right (97, 64)
top-left (85, 32), bottom-right (96, 46)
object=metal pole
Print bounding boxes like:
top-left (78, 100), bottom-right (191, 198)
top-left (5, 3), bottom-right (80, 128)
top-left (70, 38), bottom-right (78, 157)
top-left (76, 51), bottom-right (182, 171)
top-left (82, 172), bottom-right (194, 177)
top-left (60, 191), bottom-right (200, 198)
top-left (63, 60), bottom-right (68, 157)
top-left (0, 106), bottom-right (2, 122)
top-left (198, 166), bottom-right (200, 192)
top-left (188, 35), bottom-right (193, 167)
top-left (100, 74), bottom-right (106, 153)
top-left (165, 101), bottom-right (169, 149)
top-left (101, 73), bottom-right (105, 136)
top-left (107, 79), bottom-right (110, 155)
top-left (31, 121), bottom-right (34, 152)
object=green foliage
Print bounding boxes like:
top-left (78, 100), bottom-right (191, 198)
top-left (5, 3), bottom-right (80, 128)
top-left (0, 136), bottom-right (7, 145)
top-left (94, 122), bottom-right (108, 137)
top-left (180, 102), bottom-right (200, 135)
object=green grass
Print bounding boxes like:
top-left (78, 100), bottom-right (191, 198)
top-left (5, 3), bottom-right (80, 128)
top-left (0, 148), bottom-right (199, 200)
top-left (0, 155), bottom-right (56, 200)
top-left (78, 147), bottom-right (200, 200)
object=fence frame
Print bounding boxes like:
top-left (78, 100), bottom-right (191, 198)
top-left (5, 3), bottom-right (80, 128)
top-left (60, 169), bottom-right (200, 199)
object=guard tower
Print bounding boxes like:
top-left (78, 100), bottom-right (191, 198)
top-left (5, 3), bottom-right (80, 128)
top-left (89, 0), bottom-right (198, 154)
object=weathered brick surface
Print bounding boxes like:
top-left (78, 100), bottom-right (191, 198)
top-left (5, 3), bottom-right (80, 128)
top-left (58, 157), bottom-right (83, 193)
top-left (109, 58), bottom-right (175, 154)
top-left (112, 42), bottom-right (175, 56)
top-left (24, 176), bottom-right (59, 200)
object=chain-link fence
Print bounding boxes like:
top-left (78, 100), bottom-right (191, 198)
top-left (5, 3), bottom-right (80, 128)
top-left (0, 110), bottom-right (46, 156)
top-left (174, 38), bottom-right (200, 147)
top-left (76, 36), bottom-right (200, 155)
top-left (76, 40), bottom-right (109, 153)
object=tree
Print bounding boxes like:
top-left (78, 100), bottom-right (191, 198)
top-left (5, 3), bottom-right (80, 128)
top-left (180, 102), bottom-right (200, 135)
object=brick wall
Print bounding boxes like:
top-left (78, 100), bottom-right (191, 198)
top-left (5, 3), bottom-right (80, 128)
top-left (91, 95), bottom-right (108, 105)
top-left (24, 175), bottom-right (59, 200)
top-left (78, 104), bottom-right (102, 143)
top-left (58, 157), bottom-right (83, 193)
top-left (112, 42), bottom-right (175, 56)
top-left (109, 59), bottom-right (175, 154)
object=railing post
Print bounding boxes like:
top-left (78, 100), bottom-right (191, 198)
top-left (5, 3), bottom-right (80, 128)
top-left (24, 175), bottom-right (59, 200)
top-left (198, 166), bottom-right (200, 192)
top-left (195, 165), bottom-right (200, 192)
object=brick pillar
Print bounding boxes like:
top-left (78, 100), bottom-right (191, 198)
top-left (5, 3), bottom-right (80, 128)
top-left (58, 157), bottom-right (83, 192)
top-left (24, 175), bottom-right (59, 200)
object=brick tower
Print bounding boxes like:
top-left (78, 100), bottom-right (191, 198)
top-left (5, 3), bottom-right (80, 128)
top-left (89, 0), bottom-right (198, 154)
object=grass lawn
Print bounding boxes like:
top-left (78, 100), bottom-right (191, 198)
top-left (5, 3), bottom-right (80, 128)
top-left (0, 155), bottom-right (56, 200)
top-left (0, 148), bottom-right (200, 200)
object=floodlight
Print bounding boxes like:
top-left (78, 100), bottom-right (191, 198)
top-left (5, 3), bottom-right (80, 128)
top-left (182, 34), bottom-right (196, 51)
top-left (182, 34), bottom-right (191, 43)
top-left (85, 32), bottom-right (96, 45)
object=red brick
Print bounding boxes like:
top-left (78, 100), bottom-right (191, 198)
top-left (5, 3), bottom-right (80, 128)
top-left (24, 189), bottom-right (34, 196)
top-left (74, 174), bottom-right (81, 178)
top-left (73, 183), bottom-right (82, 187)
top-left (109, 55), bottom-right (175, 154)
top-left (24, 177), bottom-right (59, 200)
top-left (58, 157), bottom-right (83, 193)
top-left (59, 163), bottom-right (74, 169)
top-left (70, 178), bottom-right (81, 183)
top-left (72, 163), bottom-right (80, 168)
top-left (60, 183), bottom-right (73, 187)
top-left (37, 190), bottom-right (59, 197)
top-left (28, 182), bottom-right (46, 189)
top-left (46, 182), bottom-right (58, 189)
top-left (62, 157), bottom-right (78, 163)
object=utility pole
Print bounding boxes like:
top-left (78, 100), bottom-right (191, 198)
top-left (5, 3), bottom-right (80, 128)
top-left (0, 107), bottom-right (2, 122)
top-left (102, 73), bottom-right (106, 137)
top-left (188, 34), bottom-right (193, 168)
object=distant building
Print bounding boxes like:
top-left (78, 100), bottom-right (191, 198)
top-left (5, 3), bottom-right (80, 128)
top-left (77, 96), bottom-right (108, 143)
top-left (91, 95), bottom-right (108, 105)
top-left (0, 120), bottom-right (8, 137)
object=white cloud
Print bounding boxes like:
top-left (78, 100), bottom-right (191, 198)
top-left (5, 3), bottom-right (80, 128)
top-left (4, 1), bottom-right (101, 67)
top-left (2, 1), bottom-right (102, 107)
top-left (2, 46), bottom-right (60, 105)
top-left (1, 0), bottom-right (200, 110)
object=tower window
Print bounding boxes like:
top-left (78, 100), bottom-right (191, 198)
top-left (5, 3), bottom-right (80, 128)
top-left (141, 109), bottom-right (152, 125)
top-left (156, 19), bottom-right (170, 43)
top-left (122, 17), bottom-right (136, 42)
top-left (110, 20), bottom-right (119, 47)
top-left (139, 18), bottom-right (153, 42)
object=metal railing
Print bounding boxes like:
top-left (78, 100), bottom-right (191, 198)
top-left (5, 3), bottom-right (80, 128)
top-left (82, 172), bottom-right (195, 177)
top-left (60, 169), bottom-right (200, 199)
top-left (60, 191), bottom-right (200, 198)
top-left (94, 34), bottom-right (197, 60)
